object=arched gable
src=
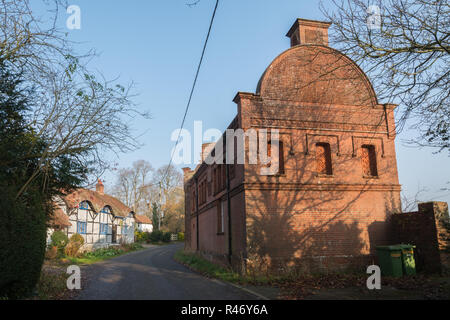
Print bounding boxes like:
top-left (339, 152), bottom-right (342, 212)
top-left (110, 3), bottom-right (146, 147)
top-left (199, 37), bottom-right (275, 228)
top-left (256, 44), bottom-right (378, 106)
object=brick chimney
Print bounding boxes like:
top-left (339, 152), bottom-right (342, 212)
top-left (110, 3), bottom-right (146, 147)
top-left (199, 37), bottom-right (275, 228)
top-left (201, 143), bottom-right (214, 162)
top-left (96, 179), bottom-right (104, 195)
top-left (286, 18), bottom-right (331, 47)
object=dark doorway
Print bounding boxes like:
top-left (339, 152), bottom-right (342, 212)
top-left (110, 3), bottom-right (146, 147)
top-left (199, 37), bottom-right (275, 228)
top-left (112, 225), bottom-right (117, 244)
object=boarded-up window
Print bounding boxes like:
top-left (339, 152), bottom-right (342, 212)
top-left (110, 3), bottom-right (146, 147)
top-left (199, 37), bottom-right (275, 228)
top-left (222, 165), bottom-right (227, 190)
top-left (316, 143), bottom-right (333, 175)
top-left (203, 181), bottom-right (206, 204)
top-left (361, 145), bottom-right (378, 177)
top-left (199, 181), bottom-right (206, 205)
top-left (267, 140), bottom-right (285, 175)
top-left (191, 190), bottom-right (196, 212)
top-left (279, 141), bottom-right (285, 175)
top-left (217, 201), bottom-right (224, 234)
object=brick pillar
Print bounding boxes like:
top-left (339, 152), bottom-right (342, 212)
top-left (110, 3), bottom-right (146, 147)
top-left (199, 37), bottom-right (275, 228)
top-left (419, 202), bottom-right (450, 272)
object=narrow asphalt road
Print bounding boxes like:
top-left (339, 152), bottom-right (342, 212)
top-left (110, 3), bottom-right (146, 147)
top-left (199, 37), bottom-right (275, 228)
top-left (76, 243), bottom-right (264, 300)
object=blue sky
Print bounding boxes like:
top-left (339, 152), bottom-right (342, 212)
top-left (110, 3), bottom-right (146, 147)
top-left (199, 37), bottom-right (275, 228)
top-left (34, 0), bottom-right (449, 206)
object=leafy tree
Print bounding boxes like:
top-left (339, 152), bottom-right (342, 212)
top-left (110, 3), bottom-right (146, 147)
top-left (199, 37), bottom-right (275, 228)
top-left (152, 202), bottom-right (160, 231)
top-left (0, 56), bottom-right (86, 299)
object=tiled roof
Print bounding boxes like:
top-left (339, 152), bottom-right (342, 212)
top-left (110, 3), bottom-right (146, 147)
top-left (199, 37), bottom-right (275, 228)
top-left (135, 215), bottom-right (152, 224)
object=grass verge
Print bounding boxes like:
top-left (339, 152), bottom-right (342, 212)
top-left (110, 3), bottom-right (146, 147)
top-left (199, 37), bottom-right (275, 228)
top-left (34, 267), bottom-right (71, 300)
top-left (174, 249), bottom-right (306, 286)
top-left (173, 250), bottom-right (450, 300)
top-left (174, 249), bottom-right (242, 283)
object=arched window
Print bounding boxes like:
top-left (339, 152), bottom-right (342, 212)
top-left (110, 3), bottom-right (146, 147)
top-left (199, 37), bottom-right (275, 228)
top-left (101, 206), bottom-right (111, 214)
top-left (79, 201), bottom-right (89, 210)
top-left (361, 145), bottom-right (378, 177)
top-left (316, 143), bottom-right (333, 176)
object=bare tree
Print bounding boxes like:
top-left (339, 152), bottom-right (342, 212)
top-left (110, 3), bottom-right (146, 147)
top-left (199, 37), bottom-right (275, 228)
top-left (113, 160), bottom-right (155, 214)
top-left (153, 165), bottom-right (183, 199)
top-left (0, 0), bottom-right (149, 198)
top-left (151, 165), bottom-right (184, 231)
top-left (321, 0), bottom-right (449, 152)
top-left (112, 162), bottom-right (184, 232)
top-left (401, 187), bottom-right (428, 212)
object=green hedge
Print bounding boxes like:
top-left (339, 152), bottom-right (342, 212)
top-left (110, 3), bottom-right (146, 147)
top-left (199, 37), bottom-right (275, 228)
top-left (0, 187), bottom-right (48, 299)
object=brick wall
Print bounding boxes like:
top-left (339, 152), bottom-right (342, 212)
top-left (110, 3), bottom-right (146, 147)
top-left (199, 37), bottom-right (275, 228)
top-left (390, 201), bottom-right (450, 274)
top-left (183, 18), bottom-right (403, 274)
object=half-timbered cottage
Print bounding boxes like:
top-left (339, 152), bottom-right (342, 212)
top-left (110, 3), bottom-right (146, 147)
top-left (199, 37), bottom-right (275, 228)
top-left (49, 180), bottom-right (137, 250)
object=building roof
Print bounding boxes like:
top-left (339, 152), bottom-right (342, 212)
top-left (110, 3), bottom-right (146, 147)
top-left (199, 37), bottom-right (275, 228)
top-left (49, 207), bottom-right (72, 228)
top-left (61, 188), bottom-right (133, 218)
top-left (256, 44), bottom-right (378, 106)
top-left (135, 215), bottom-right (152, 224)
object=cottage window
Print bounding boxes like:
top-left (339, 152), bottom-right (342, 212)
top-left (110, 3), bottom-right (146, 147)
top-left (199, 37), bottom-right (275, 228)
top-left (316, 143), bottom-right (333, 176)
top-left (101, 207), bottom-right (110, 214)
top-left (79, 201), bottom-right (89, 210)
top-left (100, 223), bottom-right (108, 235)
top-left (77, 221), bottom-right (87, 234)
top-left (361, 145), bottom-right (378, 177)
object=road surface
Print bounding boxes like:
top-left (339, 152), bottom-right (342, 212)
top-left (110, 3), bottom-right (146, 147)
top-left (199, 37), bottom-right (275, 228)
top-left (76, 243), bottom-right (265, 300)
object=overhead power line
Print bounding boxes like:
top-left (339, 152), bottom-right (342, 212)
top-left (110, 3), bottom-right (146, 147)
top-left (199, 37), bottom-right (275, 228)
top-left (161, 0), bottom-right (220, 184)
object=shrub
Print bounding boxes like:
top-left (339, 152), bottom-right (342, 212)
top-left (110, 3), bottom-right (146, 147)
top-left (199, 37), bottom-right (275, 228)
top-left (135, 231), bottom-right (149, 243)
top-left (45, 246), bottom-right (58, 260)
top-left (83, 246), bottom-right (126, 259)
top-left (178, 232), bottom-right (185, 241)
top-left (69, 233), bottom-right (85, 246)
top-left (64, 233), bottom-right (85, 257)
top-left (149, 230), bottom-right (163, 243)
top-left (162, 232), bottom-right (171, 243)
top-left (64, 242), bottom-right (81, 257)
top-left (50, 231), bottom-right (69, 252)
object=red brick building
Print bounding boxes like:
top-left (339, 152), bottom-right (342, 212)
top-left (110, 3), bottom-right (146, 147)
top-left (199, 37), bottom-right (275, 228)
top-left (183, 19), bottom-right (402, 273)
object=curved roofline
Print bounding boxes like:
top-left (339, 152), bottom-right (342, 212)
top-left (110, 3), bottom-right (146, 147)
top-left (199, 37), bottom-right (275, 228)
top-left (80, 199), bottom-right (99, 214)
top-left (256, 44), bottom-right (378, 106)
top-left (59, 188), bottom-right (134, 218)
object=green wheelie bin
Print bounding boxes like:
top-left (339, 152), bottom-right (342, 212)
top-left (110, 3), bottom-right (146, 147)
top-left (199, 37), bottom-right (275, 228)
top-left (376, 245), bottom-right (404, 277)
top-left (398, 244), bottom-right (416, 276)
